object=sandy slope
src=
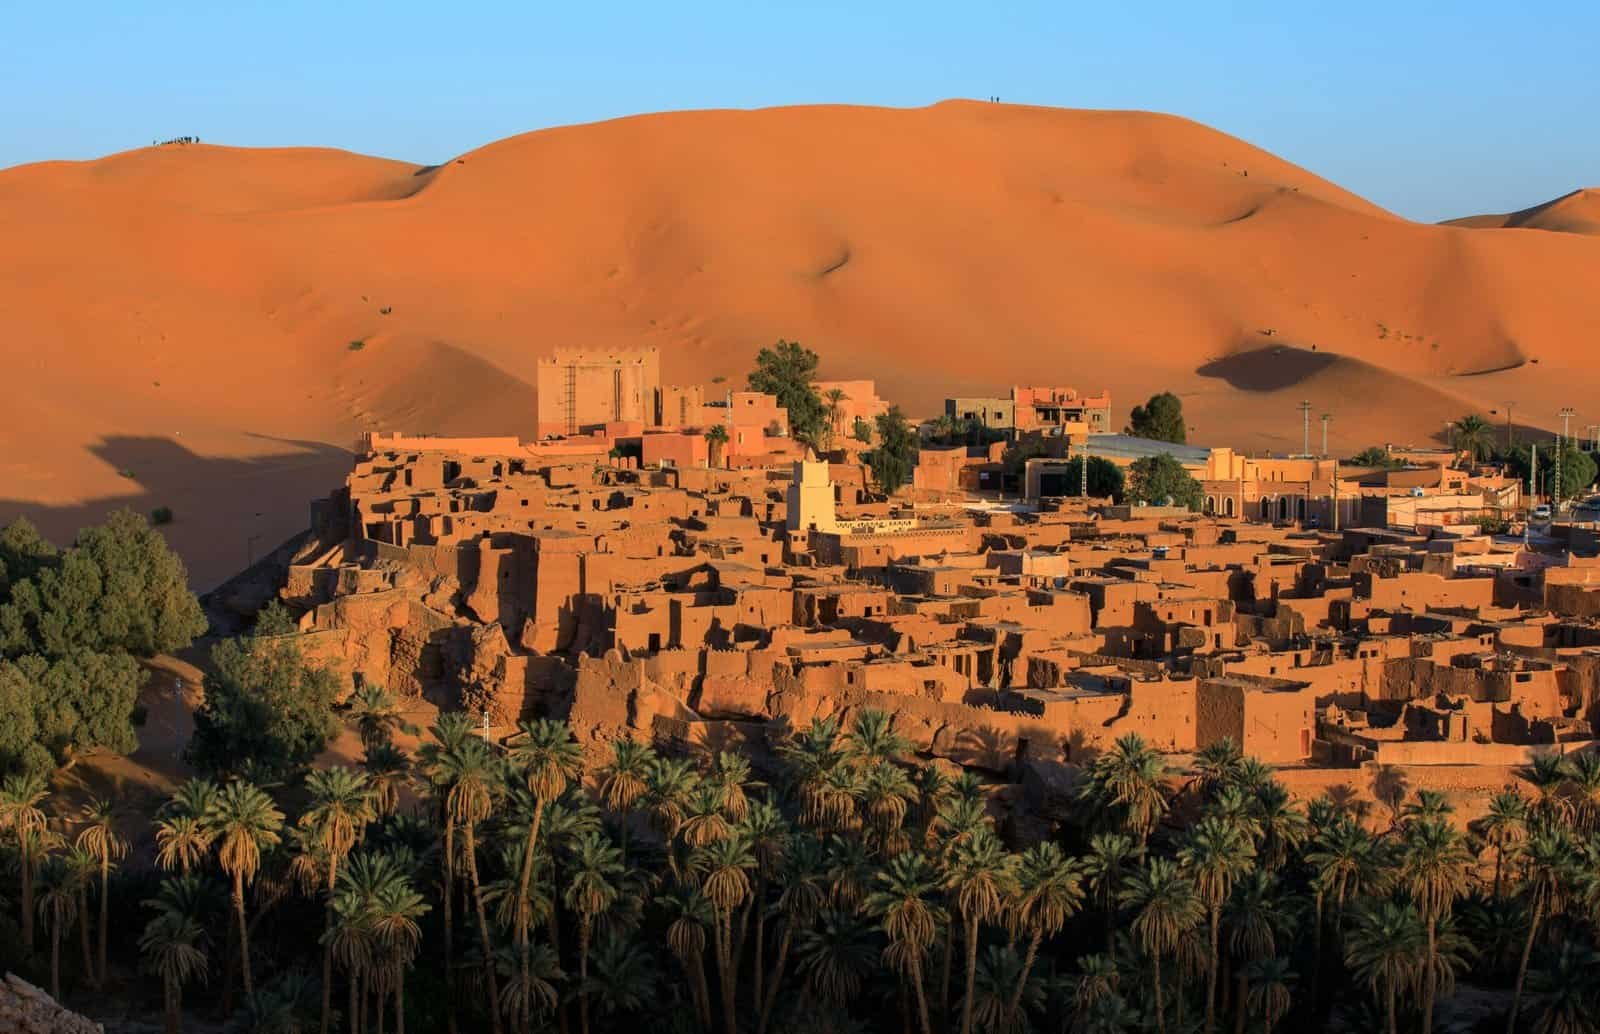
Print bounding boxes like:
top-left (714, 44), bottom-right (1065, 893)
top-left (1445, 188), bottom-right (1600, 235)
top-left (2, 101), bottom-right (1597, 586)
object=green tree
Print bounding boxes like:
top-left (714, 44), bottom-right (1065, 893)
top-left (1057, 455), bottom-right (1126, 500)
top-left (1450, 414), bottom-right (1495, 463)
top-left (945, 830), bottom-right (1018, 1034)
top-left (205, 779), bottom-right (283, 997)
top-left (1349, 446), bottom-right (1403, 470)
top-left (1509, 825), bottom-right (1574, 1034)
top-left (1504, 442), bottom-right (1597, 502)
top-left (852, 417), bottom-right (873, 444)
top-left (747, 340), bottom-right (827, 447)
top-left (1120, 857), bottom-right (1204, 1034)
top-left (1125, 393), bottom-right (1187, 444)
top-left (703, 423), bottom-right (729, 468)
top-left (187, 634), bottom-right (342, 781)
top-left (1398, 820), bottom-right (1474, 1034)
top-left (1127, 454), bottom-right (1204, 510)
top-left (299, 766), bottom-right (375, 1034)
top-left (139, 912), bottom-right (209, 1034)
top-left (0, 770), bottom-right (53, 950)
top-left (866, 852), bottom-right (944, 1034)
top-left (76, 795), bottom-right (128, 986)
top-left (565, 830), bottom-right (625, 1034)
top-left (253, 600), bottom-right (297, 637)
top-left (867, 406), bottom-right (918, 495)
top-left (509, 719), bottom-right (583, 1030)
top-left (1178, 816), bottom-right (1257, 1034)
top-left (1345, 902), bottom-right (1428, 1034)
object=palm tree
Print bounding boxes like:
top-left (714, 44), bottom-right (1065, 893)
top-left (565, 830), bottom-right (625, 1034)
top-left (300, 765), bottom-right (375, 1034)
top-left (1086, 734), bottom-right (1170, 843)
top-left (35, 854), bottom-right (77, 1000)
top-left (0, 770), bottom-right (52, 950)
top-left (695, 830), bottom-right (755, 1034)
top-left (1566, 752), bottom-right (1600, 833)
top-left (844, 708), bottom-right (910, 766)
top-left (1007, 842), bottom-right (1083, 1018)
top-left (1401, 789), bottom-right (1456, 827)
top-left (704, 424), bottom-right (729, 468)
top-left (1252, 782), bottom-right (1309, 871)
top-left (583, 931), bottom-right (659, 1020)
top-left (508, 718), bottom-right (582, 1031)
top-left (1528, 941), bottom-right (1600, 1034)
top-left (369, 864), bottom-right (430, 1034)
top-left (598, 738), bottom-right (654, 863)
top-left (1082, 832), bottom-right (1140, 952)
top-left (1399, 819), bottom-right (1473, 1034)
top-left (796, 908), bottom-right (876, 1005)
top-left (1191, 739), bottom-right (1245, 801)
top-left (663, 887), bottom-right (715, 1031)
top-left (205, 779), bottom-right (283, 997)
top-left (1119, 857), bottom-right (1203, 1034)
top-left (156, 814), bottom-right (214, 876)
top-left (1244, 958), bottom-right (1294, 1033)
top-left (1524, 754), bottom-right (1573, 823)
top-left (362, 743), bottom-right (412, 820)
top-left (1451, 414), bottom-right (1495, 464)
top-left (140, 912), bottom-right (209, 1034)
top-left (440, 732), bottom-right (505, 1034)
top-left (945, 831), bottom-right (1018, 1034)
top-left (1479, 791), bottom-right (1529, 900)
top-left (824, 388), bottom-right (848, 451)
top-left (759, 834), bottom-right (829, 1034)
top-left (865, 852), bottom-right (944, 1034)
top-left (62, 845), bottom-right (97, 986)
top-left (740, 799), bottom-right (790, 1010)
top-left (76, 794), bottom-right (128, 985)
top-left (348, 683), bottom-right (415, 752)
top-left (1177, 816), bottom-right (1256, 1034)
top-left (1510, 824), bottom-right (1574, 1034)
top-left (1345, 901), bottom-right (1428, 1034)
top-left (418, 711), bottom-right (476, 1034)
top-left (1223, 871), bottom-right (1291, 1034)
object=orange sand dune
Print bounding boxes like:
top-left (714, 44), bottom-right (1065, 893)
top-left (3, 101), bottom-right (1598, 586)
top-left (1444, 188), bottom-right (1600, 235)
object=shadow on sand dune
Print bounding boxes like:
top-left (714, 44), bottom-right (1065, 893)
top-left (0, 434), bottom-right (352, 588)
top-left (1196, 345), bottom-right (1341, 392)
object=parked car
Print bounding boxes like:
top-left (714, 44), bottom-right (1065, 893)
top-left (1531, 504), bottom-right (1552, 521)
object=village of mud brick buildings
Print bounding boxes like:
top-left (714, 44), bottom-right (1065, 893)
top-left (249, 347), bottom-right (1600, 823)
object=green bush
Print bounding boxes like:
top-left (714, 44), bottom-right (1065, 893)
top-left (149, 506), bottom-right (174, 525)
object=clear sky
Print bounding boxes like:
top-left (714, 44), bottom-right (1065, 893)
top-left (4, 1), bottom-right (1595, 222)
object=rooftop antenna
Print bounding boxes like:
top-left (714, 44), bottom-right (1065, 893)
top-left (1299, 401), bottom-right (1312, 457)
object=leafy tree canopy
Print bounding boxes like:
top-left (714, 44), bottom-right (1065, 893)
top-left (1126, 454), bottom-right (1204, 510)
top-left (1125, 392), bottom-right (1187, 444)
top-left (851, 417), bottom-right (873, 444)
top-left (187, 634), bottom-right (343, 782)
top-left (748, 340), bottom-right (827, 448)
top-left (0, 510), bottom-right (204, 778)
top-left (1502, 442), bottom-right (1598, 502)
top-left (866, 406), bottom-right (918, 495)
top-left (1057, 456), bottom-right (1126, 500)
top-left (1349, 447), bottom-right (1404, 470)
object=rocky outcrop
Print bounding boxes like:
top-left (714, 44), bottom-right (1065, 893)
top-left (0, 973), bottom-right (103, 1033)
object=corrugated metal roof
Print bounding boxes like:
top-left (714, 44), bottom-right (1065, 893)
top-left (1083, 434), bottom-right (1211, 464)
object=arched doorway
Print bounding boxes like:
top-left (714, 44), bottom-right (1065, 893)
top-left (1204, 496), bottom-right (1216, 515)
top-left (1224, 497), bottom-right (1236, 517)
top-left (1296, 497), bottom-right (1306, 519)
top-left (1278, 497), bottom-right (1289, 521)
top-left (1261, 498), bottom-right (1273, 520)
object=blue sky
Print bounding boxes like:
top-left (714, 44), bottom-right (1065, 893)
top-left (3, 2), bottom-right (1595, 222)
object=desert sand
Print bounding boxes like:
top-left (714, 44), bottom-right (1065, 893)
top-left (1445, 187), bottom-right (1600, 235)
top-left (2, 101), bottom-right (1597, 586)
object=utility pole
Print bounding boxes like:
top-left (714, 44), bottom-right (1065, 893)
top-left (1530, 443), bottom-right (1539, 505)
top-left (1321, 413), bottom-right (1331, 458)
top-left (1299, 400), bottom-right (1312, 457)
top-left (1588, 424), bottom-right (1600, 453)
top-left (1080, 433), bottom-right (1089, 499)
top-left (1504, 401), bottom-right (1516, 451)
top-left (1556, 408), bottom-right (1576, 511)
